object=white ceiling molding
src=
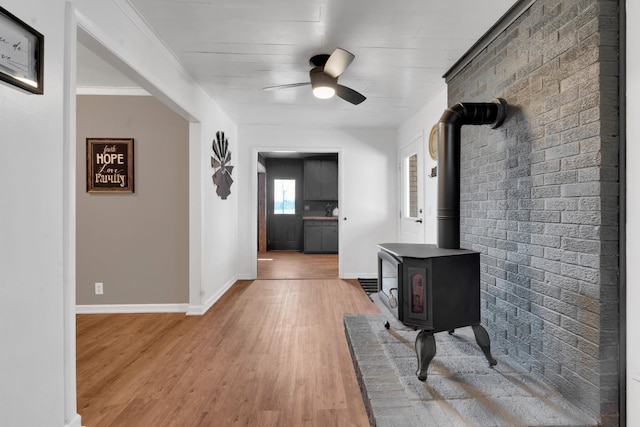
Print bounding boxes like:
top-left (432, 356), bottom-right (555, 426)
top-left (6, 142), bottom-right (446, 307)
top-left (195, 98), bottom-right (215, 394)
top-left (76, 86), bottom-right (150, 96)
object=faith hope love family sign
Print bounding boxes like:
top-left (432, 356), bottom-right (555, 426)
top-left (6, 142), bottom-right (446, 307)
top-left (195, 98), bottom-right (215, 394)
top-left (86, 138), bottom-right (134, 193)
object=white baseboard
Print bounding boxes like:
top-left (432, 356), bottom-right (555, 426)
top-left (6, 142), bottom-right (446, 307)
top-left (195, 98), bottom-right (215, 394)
top-left (62, 413), bottom-right (83, 427)
top-left (75, 303), bottom-right (189, 314)
top-left (187, 276), bottom-right (237, 315)
top-left (76, 277), bottom-right (242, 315)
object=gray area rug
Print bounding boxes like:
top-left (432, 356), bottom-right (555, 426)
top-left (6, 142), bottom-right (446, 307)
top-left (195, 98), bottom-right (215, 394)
top-left (344, 293), bottom-right (597, 427)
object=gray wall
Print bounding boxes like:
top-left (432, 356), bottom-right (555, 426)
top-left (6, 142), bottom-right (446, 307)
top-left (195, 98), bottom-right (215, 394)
top-left (76, 95), bottom-right (189, 305)
top-left (446, 0), bottom-right (619, 424)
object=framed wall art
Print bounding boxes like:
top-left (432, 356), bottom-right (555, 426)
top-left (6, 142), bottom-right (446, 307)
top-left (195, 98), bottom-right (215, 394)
top-left (86, 138), bottom-right (135, 193)
top-left (0, 6), bottom-right (44, 94)
top-left (211, 131), bottom-right (234, 199)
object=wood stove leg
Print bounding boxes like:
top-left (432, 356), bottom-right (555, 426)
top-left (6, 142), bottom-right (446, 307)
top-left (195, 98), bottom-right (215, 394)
top-left (415, 330), bottom-right (436, 381)
top-left (471, 324), bottom-right (497, 367)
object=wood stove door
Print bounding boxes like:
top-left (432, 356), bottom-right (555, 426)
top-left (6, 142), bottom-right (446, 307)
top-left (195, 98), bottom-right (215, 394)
top-left (401, 257), bottom-right (433, 328)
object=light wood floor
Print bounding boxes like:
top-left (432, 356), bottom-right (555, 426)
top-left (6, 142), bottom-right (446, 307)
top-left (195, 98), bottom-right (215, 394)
top-left (76, 278), bottom-right (378, 426)
top-left (257, 251), bottom-right (338, 279)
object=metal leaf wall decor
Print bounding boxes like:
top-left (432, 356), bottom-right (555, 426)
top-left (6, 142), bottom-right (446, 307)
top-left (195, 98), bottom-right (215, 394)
top-left (211, 131), bottom-right (234, 199)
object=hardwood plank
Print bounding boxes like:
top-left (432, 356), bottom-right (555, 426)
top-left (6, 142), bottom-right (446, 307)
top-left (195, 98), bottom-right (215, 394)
top-left (257, 251), bottom-right (338, 279)
top-left (77, 279), bottom-right (378, 426)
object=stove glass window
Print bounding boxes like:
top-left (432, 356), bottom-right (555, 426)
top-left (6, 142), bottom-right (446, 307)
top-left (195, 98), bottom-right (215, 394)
top-left (410, 271), bottom-right (425, 314)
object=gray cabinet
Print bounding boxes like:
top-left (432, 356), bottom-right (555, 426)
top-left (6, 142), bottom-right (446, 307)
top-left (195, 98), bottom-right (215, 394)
top-left (304, 160), bottom-right (338, 200)
top-left (321, 221), bottom-right (338, 253)
top-left (304, 220), bottom-right (338, 253)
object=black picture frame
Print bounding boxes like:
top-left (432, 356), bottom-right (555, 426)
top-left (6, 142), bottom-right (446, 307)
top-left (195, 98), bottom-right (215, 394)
top-left (86, 138), bottom-right (135, 193)
top-left (0, 6), bottom-right (44, 94)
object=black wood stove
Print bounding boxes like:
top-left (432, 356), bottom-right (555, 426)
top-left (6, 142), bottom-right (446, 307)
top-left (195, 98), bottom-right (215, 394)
top-left (378, 243), bottom-right (496, 380)
top-left (377, 99), bottom-right (508, 381)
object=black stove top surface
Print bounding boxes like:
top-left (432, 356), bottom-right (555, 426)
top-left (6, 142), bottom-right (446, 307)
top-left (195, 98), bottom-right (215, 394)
top-left (378, 243), bottom-right (478, 259)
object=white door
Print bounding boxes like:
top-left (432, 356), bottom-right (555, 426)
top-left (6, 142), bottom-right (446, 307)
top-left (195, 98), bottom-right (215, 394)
top-left (399, 135), bottom-right (425, 243)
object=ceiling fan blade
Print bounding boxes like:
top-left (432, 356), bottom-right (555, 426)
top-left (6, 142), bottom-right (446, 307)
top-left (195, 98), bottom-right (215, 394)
top-left (263, 82), bottom-right (310, 91)
top-left (323, 48), bottom-right (355, 78)
top-left (336, 84), bottom-right (366, 105)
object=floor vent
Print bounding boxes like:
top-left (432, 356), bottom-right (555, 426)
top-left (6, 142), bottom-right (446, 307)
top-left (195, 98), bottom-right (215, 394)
top-left (357, 278), bottom-right (378, 294)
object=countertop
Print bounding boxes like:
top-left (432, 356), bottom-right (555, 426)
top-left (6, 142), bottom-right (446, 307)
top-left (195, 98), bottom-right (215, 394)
top-left (303, 216), bottom-right (339, 220)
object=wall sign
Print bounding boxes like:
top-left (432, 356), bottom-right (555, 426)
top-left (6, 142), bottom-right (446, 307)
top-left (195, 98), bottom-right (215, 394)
top-left (0, 6), bottom-right (44, 94)
top-left (211, 131), bottom-right (234, 199)
top-left (86, 138), bottom-right (134, 193)
top-left (428, 124), bottom-right (438, 160)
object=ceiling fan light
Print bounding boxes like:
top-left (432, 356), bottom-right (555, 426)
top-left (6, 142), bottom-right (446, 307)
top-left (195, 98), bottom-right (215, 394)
top-left (310, 67), bottom-right (337, 99)
top-left (313, 85), bottom-right (336, 99)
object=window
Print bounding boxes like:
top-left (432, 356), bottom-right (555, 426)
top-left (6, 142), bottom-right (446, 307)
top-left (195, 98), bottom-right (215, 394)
top-left (274, 179), bottom-right (296, 214)
top-left (406, 154), bottom-right (418, 218)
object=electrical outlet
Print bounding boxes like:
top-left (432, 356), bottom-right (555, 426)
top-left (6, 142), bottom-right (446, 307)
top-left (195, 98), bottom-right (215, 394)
top-left (95, 282), bottom-right (103, 295)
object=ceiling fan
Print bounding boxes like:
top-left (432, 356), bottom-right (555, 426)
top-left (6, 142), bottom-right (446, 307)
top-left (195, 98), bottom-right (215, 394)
top-left (264, 48), bottom-right (366, 105)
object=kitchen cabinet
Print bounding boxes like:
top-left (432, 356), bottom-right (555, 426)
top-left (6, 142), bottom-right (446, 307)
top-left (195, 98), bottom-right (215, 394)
top-left (304, 220), bottom-right (338, 253)
top-left (304, 159), bottom-right (338, 200)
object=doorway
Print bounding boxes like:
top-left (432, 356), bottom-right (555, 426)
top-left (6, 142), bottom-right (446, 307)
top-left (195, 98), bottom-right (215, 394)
top-left (399, 135), bottom-right (426, 243)
top-left (72, 19), bottom-right (201, 424)
top-left (256, 151), bottom-right (340, 279)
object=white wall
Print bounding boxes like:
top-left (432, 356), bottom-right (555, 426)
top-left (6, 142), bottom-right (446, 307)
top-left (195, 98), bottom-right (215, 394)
top-left (237, 126), bottom-right (398, 279)
top-left (0, 1), bottom-right (72, 425)
top-left (626, 1), bottom-right (639, 425)
top-left (396, 86), bottom-right (448, 244)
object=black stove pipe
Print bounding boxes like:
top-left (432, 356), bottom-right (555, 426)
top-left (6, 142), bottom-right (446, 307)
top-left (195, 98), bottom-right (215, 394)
top-left (437, 98), bottom-right (508, 249)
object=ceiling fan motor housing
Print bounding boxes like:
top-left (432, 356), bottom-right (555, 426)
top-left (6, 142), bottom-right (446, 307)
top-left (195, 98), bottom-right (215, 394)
top-left (309, 54), bottom-right (331, 67)
top-left (310, 67), bottom-right (338, 92)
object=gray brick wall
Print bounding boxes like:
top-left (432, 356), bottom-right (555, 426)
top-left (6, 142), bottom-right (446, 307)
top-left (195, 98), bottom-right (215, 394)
top-left (446, 0), bottom-right (619, 424)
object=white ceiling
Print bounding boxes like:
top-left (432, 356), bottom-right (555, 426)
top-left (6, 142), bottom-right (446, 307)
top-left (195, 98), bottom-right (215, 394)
top-left (77, 0), bottom-right (517, 128)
